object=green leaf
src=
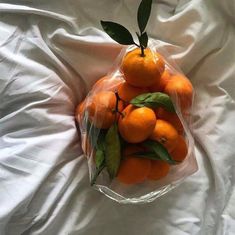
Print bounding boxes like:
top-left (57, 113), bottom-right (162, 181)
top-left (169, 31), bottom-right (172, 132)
top-left (130, 92), bottom-right (175, 113)
top-left (95, 133), bottom-right (106, 169)
top-left (86, 121), bottom-right (107, 149)
top-left (142, 140), bottom-right (177, 164)
top-left (140, 32), bottom-right (148, 48)
top-left (91, 136), bottom-right (106, 186)
top-left (90, 163), bottom-right (105, 186)
top-left (101, 21), bottom-right (135, 45)
top-left (137, 0), bottom-right (153, 33)
top-left (104, 124), bottom-right (121, 179)
top-left (96, 131), bottom-right (106, 150)
top-left (95, 149), bottom-right (105, 169)
top-left (86, 124), bottom-right (107, 186)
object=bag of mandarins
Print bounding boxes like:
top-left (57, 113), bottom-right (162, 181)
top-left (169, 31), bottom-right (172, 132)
top-left (75, 0), bottom-right (198, 204)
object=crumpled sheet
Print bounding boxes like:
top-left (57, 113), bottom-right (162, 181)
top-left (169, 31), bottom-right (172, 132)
top-left (0, 0), bottom-right (235, 234)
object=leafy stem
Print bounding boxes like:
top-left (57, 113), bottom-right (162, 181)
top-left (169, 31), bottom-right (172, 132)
top-left (136, 32), bottom-right (145, 57)
top-left (100, 0), bottom-right (152, 57)
top-left (140, 45), bottom-right (145, 57)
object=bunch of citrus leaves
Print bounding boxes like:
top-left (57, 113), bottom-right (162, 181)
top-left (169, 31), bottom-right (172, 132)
top-left (76, 0), bottom-right (193, 186)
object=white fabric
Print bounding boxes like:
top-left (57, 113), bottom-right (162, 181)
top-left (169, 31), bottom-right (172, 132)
top-left (0, 0), bottom-right (235, 234)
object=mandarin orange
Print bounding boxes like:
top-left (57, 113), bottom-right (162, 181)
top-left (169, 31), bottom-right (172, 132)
top-left (92, 76), bottom-right (122, 92)
top-left (117, 82), bottom-right (149, 103)
top-left (150, 119), bottom-right (179, 152)
top-left (121, 48), bottom-right (165, 88)
top-left (156, 107), bottom-right (184, 134)
top-left (149, 69), bottom-right (171, 92)
top-left (87, 91), bottom-right (124, 129)
top-left (147, 160), bottom-right (170, 180)
top-left (164, 74), bottom-right (193, 111)
top-left (118, 105), bottom-right (156, 143)
top-left (171, 135), bottom-right (188, 162)
top-left (117, 145), bottom-right (151, 184)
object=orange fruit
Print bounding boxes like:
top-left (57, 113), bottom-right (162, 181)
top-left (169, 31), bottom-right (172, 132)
top-left (92, 75), bottom-right (122, 92)
top-left (149, 69), bottom-right (171, 92)
top-left (171, 135), bottom-right (188, 162)
top-left (150, 119), bottom-right (179, 152)
top-left (164, 74), bottom-right (193, 111)
top-left (117, 82), bottom-right (149, 103)
top-left (87, 91), bottom-right (124, 129)
top-left (118, 105), bottom-right (156, 143)
top-left (121, 48), bottom-right (165, 88)
top-left (156, 107), bottom-right (184, 134)
top-left (117, 145), bottom-right (151, 184)
top-left (92, 76), bottom-right (107, 86)
top-left (75, 100), bottom-right (85, 123)
top-left (147, 160), bottom-right (170, 180)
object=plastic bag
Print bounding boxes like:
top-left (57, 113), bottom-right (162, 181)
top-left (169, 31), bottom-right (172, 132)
top-left (75, 40), bottom-right (198, 204)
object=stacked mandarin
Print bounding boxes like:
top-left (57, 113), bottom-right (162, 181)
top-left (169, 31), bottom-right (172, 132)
top-left (75, 0), bottom-right (194, 186)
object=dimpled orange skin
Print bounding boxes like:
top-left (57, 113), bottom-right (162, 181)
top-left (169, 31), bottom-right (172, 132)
top-left (147, 160), bottom-right (170, 180)
top-left (164, 74), bottom-right (193, 111)
top-left (156, 107), bottom-right (184, 135)
top-left (149, 69), bottom-right (171, 92)
top-left (171, 135), bottom-right (188, 162)
top-left (117, 82), bottom-right (149, 103)
top-left (117, 146), bottom-right (151, 184)
top-left (121, 48), bottom-right (165, 88)
top-left (150, 119), bottom-right (179, 153)
top-left (118, 105), bottom-right (156, 143)
top-left (87, 91), bottom-right (124, 129)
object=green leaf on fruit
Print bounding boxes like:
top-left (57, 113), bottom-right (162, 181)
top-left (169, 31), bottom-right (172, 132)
top-left (95, 149), bottom-right (105, 169)
top-left (85, 122), bottom-right (106, 186)
top-left (130, 92), bottom-right (175, 113)
top-left (101, 21), bottom-right (135, 45)
top-left (104, 124), bottom-right (121, 178)
top-left (141, 140), bottom-right (177, 164)
top-left (95, 132), bottom-right (106, 169)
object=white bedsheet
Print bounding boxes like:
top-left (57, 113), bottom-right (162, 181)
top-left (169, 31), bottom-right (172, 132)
top-left (0, 0), bottom-right (235, 234)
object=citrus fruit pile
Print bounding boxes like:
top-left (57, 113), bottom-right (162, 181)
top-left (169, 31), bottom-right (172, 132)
top-left (75, 0), bottom-right (194, 186)
top-left (76, 54), bottom-right (193, 185)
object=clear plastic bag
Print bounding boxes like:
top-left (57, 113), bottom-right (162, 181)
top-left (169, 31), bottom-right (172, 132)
top-left (76, 40), bottom-right (198, 204)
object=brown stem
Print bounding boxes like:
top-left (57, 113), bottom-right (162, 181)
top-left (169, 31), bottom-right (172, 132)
top-left (114, 91), bottom-right (124, 118)
top-left (136, 32), bottom-right (145, 57)
top-left (114, 91), bottom-right (120, 112)
top-left (140, 45), bottom-right (145, 57)
top-left (160, 137), bottom-right (167, 144)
